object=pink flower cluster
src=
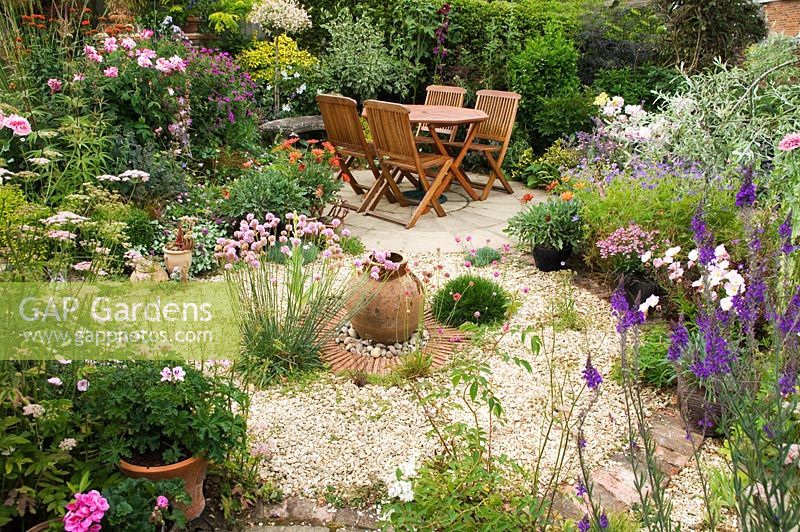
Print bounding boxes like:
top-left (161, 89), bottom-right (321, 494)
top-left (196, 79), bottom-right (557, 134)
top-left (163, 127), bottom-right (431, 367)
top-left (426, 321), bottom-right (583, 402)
top-left (1, 112), bottom-right (32, 136)
top-left (596, 224), bottom-right (658, 259)
top-left (41, 211), bottom-right (88, 226)
top-left (63, 490), bottom-right (109, 532)
top-left (160, 366), bottom-right (186, 382)
top-left (216, 213), bottom-right (343, 269)
top-left (155, 55), bottom-right (188, 74)
top-left (779, 132), bottom-right (800, 152)
top-left (47, 78), bottom-right (63, 93)
top-left (96, 169), bottom-right (151, 182)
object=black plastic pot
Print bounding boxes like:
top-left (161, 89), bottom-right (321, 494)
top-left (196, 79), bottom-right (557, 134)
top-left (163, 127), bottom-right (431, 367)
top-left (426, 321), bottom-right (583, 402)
top-left (532, 245), bottom-right (572, 272)
top-left (621, 273), bottom-right (659, 306)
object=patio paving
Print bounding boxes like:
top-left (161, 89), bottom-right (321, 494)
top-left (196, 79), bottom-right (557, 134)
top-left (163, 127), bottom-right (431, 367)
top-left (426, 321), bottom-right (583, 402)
top-left (339, 170), bottom-right (546, 253)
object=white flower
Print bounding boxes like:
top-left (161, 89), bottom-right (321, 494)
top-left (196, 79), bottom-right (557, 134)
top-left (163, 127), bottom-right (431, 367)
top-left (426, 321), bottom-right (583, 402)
top-left (639, 294), bottom-right (660, 313)
top-left (23, 404), bottom-right (45, 418)
top-left (720, 296), bottom-right (734, 312)
top-left (664, 246), bottom-right (681, 258)
top-left (296, 82), bottom-right (306, 94)
top-left (640, 250), bottom-right (652, 263)
top-left (47, 377), bottom-right (63, 386)
top-left (388, 480), bottom-right (414, 502)
top-left (398, 460), bottom-right (417, 478)
top-left (714, 244), bottom-right (729, 260)
top-left (58, 438), bottom-right (77, 451)
top-left (282, 103), bottom-right (292, 113)
top-left (249, 0), bottom-right (312, 33)
top-left (786, 443), bottom-right (800, 466)
top-left (688, 249), bottom-right (698, 262)
top-left (28, 157), bottom-right (51, 166)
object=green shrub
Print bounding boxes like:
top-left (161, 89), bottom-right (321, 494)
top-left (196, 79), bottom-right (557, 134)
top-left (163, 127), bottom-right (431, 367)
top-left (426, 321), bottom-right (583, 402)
top-left (319, 10), bottom-right (407, 101)
top-left (125, 208), bottom-right (158, 250)
top-left (340, 235), bottom-right (366, 256)
top-left (533, 88), bottom-right (595, 143)
top-left (508, 25), bottom-right (581, 142)
top-left (511, 139), bottom-right (581, 188)
top-left (465, 246), bottom-right (502, 267)
top-left (222, 166), bottom-right (310, 221)
top-left (432, 274), bottom-right (509, 326)
top-left (592, 65), bottom-right (680, 108)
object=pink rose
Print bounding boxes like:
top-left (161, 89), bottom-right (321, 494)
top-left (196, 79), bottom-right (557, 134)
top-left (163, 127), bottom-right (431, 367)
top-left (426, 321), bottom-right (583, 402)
top-left (83, 45), bottom-right (103, 63)
top-left (104, 66), bottom-right (119, 78)
top-left (779, 132), bottom-right (800, 152)
top-left (156, 495), bottom-right (169, 508)
top-left (3, 114), bottom-right (32, 136)
top-left (137, 55), bottom-right (153, 68)
top-left (121, 37), bottom-right (136, 50)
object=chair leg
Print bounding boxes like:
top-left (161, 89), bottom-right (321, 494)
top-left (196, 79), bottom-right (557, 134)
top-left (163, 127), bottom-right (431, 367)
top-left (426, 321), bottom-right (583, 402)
top-left (480, 152), bottom-right (513, 201)
top-left (340, 156), bottom-right (366, 195)
top-left (407, 162), bottom-right (451, 229)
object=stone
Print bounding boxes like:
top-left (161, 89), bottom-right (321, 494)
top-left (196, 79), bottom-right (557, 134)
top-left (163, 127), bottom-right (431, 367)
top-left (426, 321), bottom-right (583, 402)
top-left (348, 328), bottom-right (358, 338)
top-left (370, 347), bottom-right (382, 358)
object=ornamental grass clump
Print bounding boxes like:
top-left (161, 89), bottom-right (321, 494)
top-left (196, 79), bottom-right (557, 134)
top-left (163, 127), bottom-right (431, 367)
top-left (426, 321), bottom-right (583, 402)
top-left (217, 212), bottom-right (369, 387)
top-left (432, 274), bottom-right (509, 327)
top-left (464, 246), bottom-right (502, 268)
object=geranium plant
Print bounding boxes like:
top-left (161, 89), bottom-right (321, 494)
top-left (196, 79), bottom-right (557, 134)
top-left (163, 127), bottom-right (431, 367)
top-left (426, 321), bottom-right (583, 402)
top-left (78, 362), bottom-right (247, 466)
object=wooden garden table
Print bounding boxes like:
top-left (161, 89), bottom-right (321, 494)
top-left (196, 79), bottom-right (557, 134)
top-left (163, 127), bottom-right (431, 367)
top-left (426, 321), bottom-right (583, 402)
top-left (360, 105), bottom-right (488, 216)
top-left (403, 105), bottom-right (487, 202)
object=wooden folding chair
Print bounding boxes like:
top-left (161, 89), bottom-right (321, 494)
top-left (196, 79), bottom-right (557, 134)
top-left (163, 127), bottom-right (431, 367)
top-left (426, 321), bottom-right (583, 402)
top-left (317, 94), bottom-right (381, 199)
top-left (443, 89), bottom-right (520, 200)
top-left (416, 85), bottom-right (467, 141)
top-left (362, 100), bottom-right (453, 229)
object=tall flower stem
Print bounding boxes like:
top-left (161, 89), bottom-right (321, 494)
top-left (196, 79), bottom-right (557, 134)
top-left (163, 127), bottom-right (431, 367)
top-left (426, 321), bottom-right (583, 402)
top-left (273, 34), bottom-right (280, 118)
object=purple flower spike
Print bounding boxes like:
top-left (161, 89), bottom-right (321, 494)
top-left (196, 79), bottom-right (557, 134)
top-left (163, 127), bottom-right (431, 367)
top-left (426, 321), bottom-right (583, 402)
top-left (577, 515), bottom-right (591, 532)
top-left (582, 356), bottom-right (603, 390)
top-left (667, 318), bottom-right (689, 361)
top-left (734, 166), bottom-right (756, 208)
top-left (611, 288), bottom-right (645, 333)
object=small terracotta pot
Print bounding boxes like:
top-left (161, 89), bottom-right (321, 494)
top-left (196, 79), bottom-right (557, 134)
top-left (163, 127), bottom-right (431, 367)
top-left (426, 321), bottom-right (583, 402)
top-left (119, 455), bottom-right (208, 521)
top-left (182, 15), bottom-right (202, 33)
top-left (350, 252), bottom-right (424, 344)
top-left (164, 249), bottom-right (192, 279)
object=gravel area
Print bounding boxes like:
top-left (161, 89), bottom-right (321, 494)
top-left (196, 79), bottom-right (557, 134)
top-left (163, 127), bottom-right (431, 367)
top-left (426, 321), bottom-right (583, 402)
top-left (244, 250), bottom-right (708, 525)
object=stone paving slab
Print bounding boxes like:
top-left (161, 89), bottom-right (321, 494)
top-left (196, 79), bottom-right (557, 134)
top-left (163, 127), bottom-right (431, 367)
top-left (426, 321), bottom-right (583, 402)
top-left (340, 170), bottom-right (545, 254)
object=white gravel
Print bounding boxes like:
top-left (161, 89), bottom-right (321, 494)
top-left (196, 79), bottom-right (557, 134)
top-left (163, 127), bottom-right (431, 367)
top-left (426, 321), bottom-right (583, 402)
top-left (245, 251), bottom-right (709, 525)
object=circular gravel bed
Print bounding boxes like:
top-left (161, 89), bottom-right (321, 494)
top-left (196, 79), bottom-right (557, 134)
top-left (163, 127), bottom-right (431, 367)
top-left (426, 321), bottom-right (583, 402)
top-left (246, 250), bottom-right (716, 528)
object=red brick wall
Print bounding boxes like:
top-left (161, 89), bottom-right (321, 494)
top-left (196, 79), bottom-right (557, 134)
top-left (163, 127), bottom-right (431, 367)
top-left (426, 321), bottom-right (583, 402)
top-left (763, 0), bottom-right (800, 36)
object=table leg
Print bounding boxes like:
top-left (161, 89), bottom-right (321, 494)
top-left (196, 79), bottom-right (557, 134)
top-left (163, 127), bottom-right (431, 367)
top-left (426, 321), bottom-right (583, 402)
top-left (428, 125), bottom-right (480, 201)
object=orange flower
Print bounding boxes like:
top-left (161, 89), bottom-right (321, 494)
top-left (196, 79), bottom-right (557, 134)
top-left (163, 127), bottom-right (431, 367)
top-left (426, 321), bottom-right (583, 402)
top-left (81, 19), bottom-right (89, 26)
top-left (307, 139), bottom-right (319, 144)
top-left (315, 185), bottom-right (324, 198)
top-left (545, 180), bottom-right (559, 192)
top-left (222, 188), bottom-right (230, 200)
top-left (560, 191), bottom-right (574, 201)
top-left (341, 171), bottom-right (350, 182)
top-left (561, 176), bottom-right (571, 183)
top-left (521, 193), bottom-right (534, 204)
top-left (298, 163), bottom-right (306, 172)
top-left (242, 160), bottom-right (253, 168)
top-left (322, 141), bottom-right (336, 154)
top-left (311, 148), bottom-right (325, 162)
top-left (330, 156), bottom-right (341, 169)
top-left (288, 150), bottom-right (302, 164)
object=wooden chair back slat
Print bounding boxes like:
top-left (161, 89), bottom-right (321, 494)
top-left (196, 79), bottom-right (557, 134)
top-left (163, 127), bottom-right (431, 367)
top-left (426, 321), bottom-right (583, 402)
top-left (421, 85), bottom-right (467, 140)
top-left (317, 94), bottom-right (369, 154)
top-left (363, 100), bottom-right (420, 167)
top-left (474, 89), bottom-right (521, 143)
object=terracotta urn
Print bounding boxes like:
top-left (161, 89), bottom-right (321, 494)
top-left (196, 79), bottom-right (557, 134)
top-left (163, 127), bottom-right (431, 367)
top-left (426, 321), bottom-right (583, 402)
top-left (182, 15), bottom-right (202, 33)
top-left (119, 455), bottom-right (208, 521)
top-left (164, 249), bottom-right (192, 280)
top-left (350, 251), bottom-right (424, 344)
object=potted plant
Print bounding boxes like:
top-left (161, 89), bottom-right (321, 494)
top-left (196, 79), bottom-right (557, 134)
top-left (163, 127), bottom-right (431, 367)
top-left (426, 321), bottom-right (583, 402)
top-left (59, 479), bottom-right (190, 532)
top-left (78, 363), bottom-right (248, 521)
top-left (596, 224), bottom-right (660, 305)
top-left (505, 198), bottom-right (582, 272)
top-left (163, 217), bottom-right (195, 280)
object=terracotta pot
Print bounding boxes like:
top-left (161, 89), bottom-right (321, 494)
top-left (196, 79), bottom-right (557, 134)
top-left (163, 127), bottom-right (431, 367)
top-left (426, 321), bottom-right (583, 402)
top-left (26, 519), bottom-right (60, 532)
top-left (532, 244), bottom-right (572, 272)
top-left (164, 249), bottom-right (192, 280)
top-left (120, 456), bottom-right (208, 521)
top-left (677, 373), bottom-right (723, 436)
top-left (130, 259), bottom-right (169, 283)
top-left (350, 252), bottom-right (424, 344)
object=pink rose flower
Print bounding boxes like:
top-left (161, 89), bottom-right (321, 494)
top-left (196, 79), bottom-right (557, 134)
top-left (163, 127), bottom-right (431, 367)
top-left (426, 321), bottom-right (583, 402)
top-left (3, 114), bottom-right (32, 136)
top-left (137, 55), bottom-right (153, 68)
top-left (121, 37), bottom-right (137, 50)
top-left (83, 45), bottom-right (103, 63)
top-left (104, 66), bottom-right (119, 78)
top-left (779, 132), bottom-right (800, 152)
top-left (76, 379), bottom-right (89, 392)
top-left (156, 495), bottom-right (169, 508)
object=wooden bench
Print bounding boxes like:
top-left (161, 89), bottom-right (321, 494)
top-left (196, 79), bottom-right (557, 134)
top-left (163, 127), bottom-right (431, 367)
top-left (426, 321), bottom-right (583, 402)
top-left (260, 115), bottom-right (325, 137)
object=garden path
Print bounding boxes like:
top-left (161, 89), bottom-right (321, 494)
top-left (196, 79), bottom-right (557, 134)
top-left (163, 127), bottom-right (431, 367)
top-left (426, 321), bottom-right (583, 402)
top-left (339, 170), bottom-right (545, 253)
